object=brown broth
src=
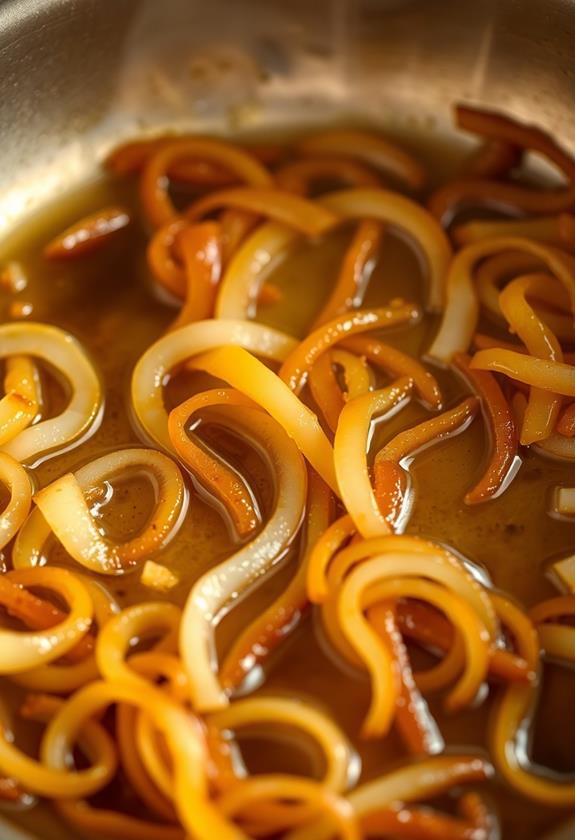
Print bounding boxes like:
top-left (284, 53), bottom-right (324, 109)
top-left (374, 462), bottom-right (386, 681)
top-left (0, 133), bottom-right (574, 840)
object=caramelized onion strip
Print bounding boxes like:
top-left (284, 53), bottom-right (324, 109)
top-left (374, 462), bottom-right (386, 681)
top-left (168, 389), bottom-right (261, 539)
top-left (220, 468), bottom-right (333, 690)
top-left (321, 188), bottom-right (451, 311)
top-left (453, 353), bottom-right (519, 503)
top-left (187, 346), bottom-right (337, 491)
top-left (44, 207), bottom-right (130, 260)
top-left (373, 397), bottom-right (479, 527)
top-left (334, 379), bottom-right (413, 538)
top-left (279, 303), bottom-right (420, 394)
top-left (186, 188), bottom-right (339, 236)
top-left (0, 356), bottom-right (42, 446)
top-left (311, 220), bottom-right (383, 329)
top-left (0, 323), bottom-right (102, 464)
top-left (33, 449), bottom-right (187, 575)
top-left (428, 237), bottom-right (575, 362)
top-left (343, 335), bottom-right (442, 409)
top-left (140, 138), bottom-right (272, 228)
top-left (180, 406), bottom-right (307, 711)
top-left (295, 128), bottom-right (427, 190)
top-left (429, 105), bottom-right (575, 221)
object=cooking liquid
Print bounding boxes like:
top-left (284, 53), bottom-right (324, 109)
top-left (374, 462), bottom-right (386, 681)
top-left (0, 131), bottom-right (574, 839)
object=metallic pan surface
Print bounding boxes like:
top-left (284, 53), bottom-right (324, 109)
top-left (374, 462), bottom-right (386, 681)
top-left (0, 0), bottom-right (575, 836)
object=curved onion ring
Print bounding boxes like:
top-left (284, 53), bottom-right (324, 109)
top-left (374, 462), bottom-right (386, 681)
top-left (333, 379), bottom-right (413, 538)
top-left (209, 696), bottom-right (356, 793)
top-left (275, 156), bottom-right (381, 195)
top-left (0, 323), bottom-right (102, 464)
top-left (131, 319), bottom-right (297, 452)
top-left (295, 128), bottom-right (427, 190)
top-left (187, 346), bottom-right (338, 492)
top-left (215, 222), bottom-right (299, 320)
top-left (499, 274), bottom-right (563, 443)
top-left (489, 600), bottom-right (575, 805)
top-left (186, 188), bottom-right (339, 236)
top-left (279, 303), bottom-right (419, 394)
top-left (321, 188), bottom-right (452, 312)
top-left (0, 355), bottom-right (42, 447)
top-left (9, 577), bottom-right (119, 693)
top-left (96, 602), bottom-right (181, 689)
top-left (325, 537), bottom-right (498, 638)
top-left (180, 405), bottom-right (307, 712)
top-left (429, 236), bottom-right (575, 362)
top-left (0, 453), bottom-right (32, 549)
top-left (32, 449), bottom-right (187, 575)
top-left (335, 558), bottom-right (490, 737)
top-left (219, 775), bottom-right (358, 840)
top-left (42, 681), bottom-right (244, 838)
top-left (168, 389), bottom-right (261, 539)
top-left (289, 755), bottom-right (492, 840)
top-left (12, 448), bottom-right (187, 574)
top-left (0, 568), bottom-right (93, 674)
top-left (140, 138), bottom-right (272, 228)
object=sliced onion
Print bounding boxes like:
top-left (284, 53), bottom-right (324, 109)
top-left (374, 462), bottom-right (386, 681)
top-left (0, 452), bottom-right (32, 549)
top-left (215, 222), bottom-right (299, 319)
top-left (320, 189), bottom-right (452, 311)
top-left (0, 568), bottom-right (93, 674)
top-left (0, 323), bottom-right (102, 464)
top-left (32, 448), bottom-right (187, 575)
top-left (131, 319), bottom-right (297, 452)
top-left (180, 405), bottom-right (307, 712)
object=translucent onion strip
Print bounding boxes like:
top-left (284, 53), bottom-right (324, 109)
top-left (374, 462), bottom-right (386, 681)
top-left (33, 448), bottom-right (187, 575)
top-left (186, 188), bottom-right (339, 236)
top-left (140, 138), bottom-right (273, 228)
top-left (275, 156), bottom-right (381, 195)
top-left (279, 303), bottom-right (420, 394)
top-left (295, 128), bottom-right (427, 190)
top-left (187, 346), bottom-right (337, 492)
top-left (453, 353), bottom-right (519, 503)
top-left (0, 453), bottom-right (32, 549)
top-left (168, 389), bottom-right (261, 539)
top-left (500, 273), bottom-right (564, 443)
top-left (220, 468), bottom-right (332, 690)
top-left (0, 355), bottom-right (42, 446)
top-left (131, 319), bottom-right (297, 452)
top-left (0, 568), bottom-right (93, 674)
top-left (470, 349), bottom-right (575, 396)
top-left (429, 236), bottom-right (575, 362)
top-left (215, 222), bottom-right (299, 320)
top-left (321, 189), bottom-right (452, 312)
top-left (310, 220), bottom-right (383, 330)
top-left (180, 405), bottom-right (307, 711)
top-left (334, 379), bottom-right (413, 537)
top-left (209, 695), bottom-right (355, 793)
top-left (373, 397), bottom-right (479, 528)
top-left (0, 322), bottom-right (102, 464)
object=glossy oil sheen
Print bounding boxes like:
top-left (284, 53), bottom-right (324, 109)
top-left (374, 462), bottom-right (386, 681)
top-left (0, 135), bottom-right (574, 840)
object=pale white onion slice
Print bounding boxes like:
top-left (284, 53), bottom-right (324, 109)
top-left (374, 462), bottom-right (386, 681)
top-left (130, 318), bottom-right (297, 452)
top-left (180, 405), bottom-right (306, 712)
top-left (15, 448), bottom-right (187, 575)
top-left (0, 323), bottom-right (102, 464)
